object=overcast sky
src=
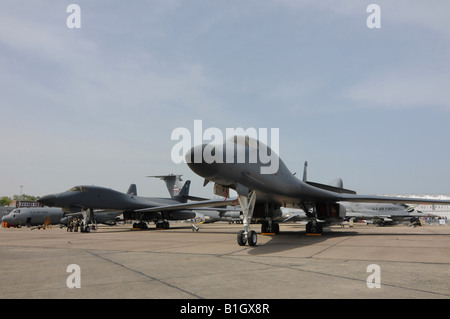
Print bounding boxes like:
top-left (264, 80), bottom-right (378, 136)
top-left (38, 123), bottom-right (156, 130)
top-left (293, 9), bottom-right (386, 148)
top-left (1, 0), bottom-right (450, 199)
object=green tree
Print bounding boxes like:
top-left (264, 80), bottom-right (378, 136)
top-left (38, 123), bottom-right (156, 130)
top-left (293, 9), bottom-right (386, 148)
top-left (12, 194), bottom-right (40, 201)
top-left (0, 196), bottom-right (12, 207)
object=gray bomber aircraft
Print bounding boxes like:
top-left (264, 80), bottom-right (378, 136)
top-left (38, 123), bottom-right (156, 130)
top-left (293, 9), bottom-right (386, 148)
top-left (38, 175), bottom-right (235, 232)
top-left (184, 135), bottom-right (450, 246)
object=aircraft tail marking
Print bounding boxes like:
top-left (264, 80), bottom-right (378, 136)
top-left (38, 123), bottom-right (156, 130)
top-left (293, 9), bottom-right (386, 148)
top-left (148, 174), bottom-right (183, 198)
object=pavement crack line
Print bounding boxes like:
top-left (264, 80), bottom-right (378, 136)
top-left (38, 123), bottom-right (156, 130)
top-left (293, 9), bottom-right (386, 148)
top-left (220, 255), bottom-right (450, 298)
top-left (308, 236), bottom-right (353, 258)
top-left (86, 250), bottom-right (203, 299)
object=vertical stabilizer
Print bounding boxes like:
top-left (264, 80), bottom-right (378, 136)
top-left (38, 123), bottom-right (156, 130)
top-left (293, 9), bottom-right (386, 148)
top-left (174, 180), bottom-right (191, 203)
top-left (127, 184), bottom-right (137, 196)
top-left (148, 174), bottom-right (183, 198)
top-left (303, 161), bottom-right (308, 182)
top-left (329, 178), bottom-right (344, 189)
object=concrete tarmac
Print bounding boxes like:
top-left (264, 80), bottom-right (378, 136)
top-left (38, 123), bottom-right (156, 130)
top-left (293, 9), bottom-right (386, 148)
top-left (0, 222), bottom-right (449, 299)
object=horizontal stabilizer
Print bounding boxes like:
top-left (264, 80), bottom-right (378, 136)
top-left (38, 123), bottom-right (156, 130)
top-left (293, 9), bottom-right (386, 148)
top-left (148, 174), bottom-right (183, 198)
top-left (182, 195), bottom-right (209, 201)
top-left (306, 181), bottom-right (357, 195)
top-left (148, 174), bottom-right (183, 181)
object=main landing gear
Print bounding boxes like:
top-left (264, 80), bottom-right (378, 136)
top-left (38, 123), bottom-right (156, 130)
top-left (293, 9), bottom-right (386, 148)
top-left (155, 220), bottom-right (170, 229)
top-left (261, 220), bottom-right (280, 234)
top-left (237, 190), bottom-right (257, 246)
top-left (132, 220), bottom-right (170, 230)
top-left (133, 221), bottom-right (148, 229)
top-left (305, 219), bottom-right (323, 235)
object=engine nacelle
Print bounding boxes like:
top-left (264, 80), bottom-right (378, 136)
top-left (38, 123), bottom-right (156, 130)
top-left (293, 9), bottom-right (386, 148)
top-left (162, 210), bottom-right (196, 220)
top-left (316, 202), bottom-right (346, 219)
top-left (252, 203), bottom-right (281, 219)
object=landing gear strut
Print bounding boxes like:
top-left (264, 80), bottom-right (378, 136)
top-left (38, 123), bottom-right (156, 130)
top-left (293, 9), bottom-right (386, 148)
top-left (301, 203), bottom-right (324, 236)
top-left (306, 220), bottom-right (323, 235)
top-left (80, 208), bottom-right (97, 233)
top-left (237, 190), bottom-right (257, 246)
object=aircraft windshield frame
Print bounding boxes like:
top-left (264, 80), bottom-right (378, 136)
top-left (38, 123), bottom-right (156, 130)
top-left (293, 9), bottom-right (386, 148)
top-left (69, 186), bottom-right (88, 192)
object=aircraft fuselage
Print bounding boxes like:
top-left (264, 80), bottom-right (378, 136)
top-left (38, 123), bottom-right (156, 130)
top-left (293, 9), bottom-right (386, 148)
top-left (39, 185), bottom-right (185, 211)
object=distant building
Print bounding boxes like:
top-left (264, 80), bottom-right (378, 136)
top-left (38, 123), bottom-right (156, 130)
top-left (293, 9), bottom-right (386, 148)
top-left (416, 203), bottom-right (450, 219)
top-left (385, 194), bottom-right (450, 219)
top-left (9, 201), bottom-right (44, 208)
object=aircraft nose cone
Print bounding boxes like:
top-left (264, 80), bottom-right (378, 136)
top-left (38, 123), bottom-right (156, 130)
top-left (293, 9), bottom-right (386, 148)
top-left (38, 194), bottom-right (56, 207)
top-left (185, 144), bottom-right (221, 178)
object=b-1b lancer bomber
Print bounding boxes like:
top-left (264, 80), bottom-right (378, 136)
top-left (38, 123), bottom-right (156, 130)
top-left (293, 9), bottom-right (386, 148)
top-left (38, 175), bottom-right (225, 232)
top-left (185, 135), bottom-right (450, 246)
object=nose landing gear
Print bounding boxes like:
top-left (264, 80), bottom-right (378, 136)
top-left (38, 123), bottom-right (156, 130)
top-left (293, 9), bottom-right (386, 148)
top-left (237, 190), bottom-right (257, 246)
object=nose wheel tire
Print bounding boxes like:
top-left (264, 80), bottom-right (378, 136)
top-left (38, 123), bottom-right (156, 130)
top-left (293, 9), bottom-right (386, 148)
top-left (237, 230), bottom-right (257, 246)
top-left (237, 230), bottom-right (247, 246)
top-left (248, 230), bottom-right (257, 246)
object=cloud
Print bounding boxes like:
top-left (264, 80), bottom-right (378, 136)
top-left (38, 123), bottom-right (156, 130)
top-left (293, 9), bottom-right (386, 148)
top-left (0, 3), bottom-right (225, 127)
top-left (274, 0), bottom-right (450, 36)
top-left (342, 71), bottom-right (450, 110)
top-left (1, 1), bottom-right (450, 197)
top-left (267, 1), bottom-right (450, 111)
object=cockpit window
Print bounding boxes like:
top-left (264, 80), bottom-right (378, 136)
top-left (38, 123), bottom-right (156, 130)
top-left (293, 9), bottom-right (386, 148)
top-left (69, 186), bottom-right (88, 192)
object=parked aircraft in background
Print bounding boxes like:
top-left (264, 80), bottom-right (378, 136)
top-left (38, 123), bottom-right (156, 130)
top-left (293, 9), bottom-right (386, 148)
top-left (2, 207), bottom-right (63, 228)
top-left (302, 163), bottom-right (437, 226)
top-left (38, 179), bottom-right (195, 232)
top-left (1, 207), bottom-right (123, 228)
top-left (342, 202), bottom-right (435, 226)
top-left (185, 135), bottom-right (450, 246)
top-left (193, 207), bottom-right (241, 224)
top-left (275, 203), bottom-right (431, 228)
top-left (38, 174), bottom-right (238, 232)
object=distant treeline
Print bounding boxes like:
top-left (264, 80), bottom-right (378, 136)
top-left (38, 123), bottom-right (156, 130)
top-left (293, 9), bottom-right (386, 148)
top-left (0, 194), bottom-right (40, 206)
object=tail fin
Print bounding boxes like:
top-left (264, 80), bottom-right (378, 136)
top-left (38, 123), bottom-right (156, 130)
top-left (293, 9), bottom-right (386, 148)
top-left (127, 184), bottom-right (137, 196)
top-left (328, 178), bottom-right (343, 189)
top-left (302, 162), bottom-right (357, 195)
top-left (302, 161), bottom-right (308, 182)
top-left (148, 174), bottom-right (183, 198)
top-left (173, 180), bottom-right (191, 202)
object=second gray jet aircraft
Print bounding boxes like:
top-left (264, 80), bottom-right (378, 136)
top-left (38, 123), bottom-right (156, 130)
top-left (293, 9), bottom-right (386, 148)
top-left (39, 175), bottom-right (201, 232)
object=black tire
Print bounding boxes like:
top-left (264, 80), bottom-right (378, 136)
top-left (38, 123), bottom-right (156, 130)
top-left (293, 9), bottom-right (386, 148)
top-left (237, 230), bottom-right (247, 246)
top-left (248, 230), bottom-right (257, 246)
top-left (261, 222), bottom-right (268, 233)
top-left (306, 222), bottom-right (311, 233)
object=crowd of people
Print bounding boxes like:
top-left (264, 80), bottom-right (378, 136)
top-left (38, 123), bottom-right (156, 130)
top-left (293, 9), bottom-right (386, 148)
top-left (66, 218), bottom-right (81, 232)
